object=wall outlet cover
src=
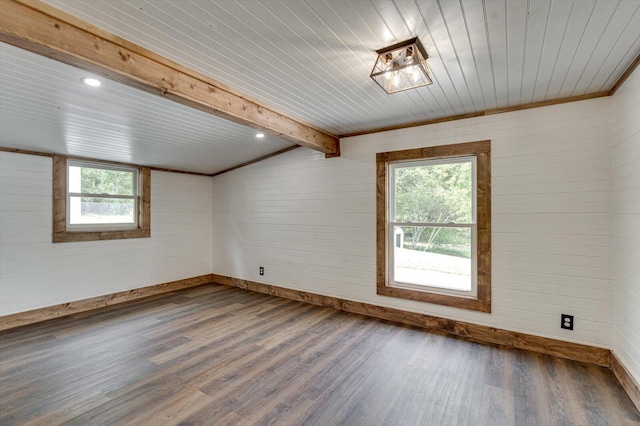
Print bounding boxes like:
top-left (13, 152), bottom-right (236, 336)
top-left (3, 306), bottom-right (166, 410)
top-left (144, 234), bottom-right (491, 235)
top-left (561, 314), bottom-right (574, 330)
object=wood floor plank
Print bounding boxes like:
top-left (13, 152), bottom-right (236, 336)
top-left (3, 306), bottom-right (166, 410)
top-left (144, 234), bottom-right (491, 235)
top-left (0, 284), bottom-right (638, 425)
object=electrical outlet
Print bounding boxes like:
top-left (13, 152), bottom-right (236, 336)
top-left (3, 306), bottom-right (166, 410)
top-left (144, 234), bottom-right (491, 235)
top-left (259, 266), bottom-right (264, 276)
top-left (561, 314), bottom-right (574, 330)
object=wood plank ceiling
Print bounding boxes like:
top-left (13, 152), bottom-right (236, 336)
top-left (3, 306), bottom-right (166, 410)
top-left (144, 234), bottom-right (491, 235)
top-left (1, 0), bottom-right (639, 173)
top-left (0, 42), bottom-right (295, 174)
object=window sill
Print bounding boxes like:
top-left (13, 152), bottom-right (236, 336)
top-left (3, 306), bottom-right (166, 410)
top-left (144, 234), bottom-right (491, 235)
top-left (377, 284), bottom-right (491, 313)
top-left (53, 228), bottom-right (150, 243)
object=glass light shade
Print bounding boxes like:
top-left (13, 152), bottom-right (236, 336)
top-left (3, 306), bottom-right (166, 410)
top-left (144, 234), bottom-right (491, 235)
top-left (370, 37), bottom-right (433, 94)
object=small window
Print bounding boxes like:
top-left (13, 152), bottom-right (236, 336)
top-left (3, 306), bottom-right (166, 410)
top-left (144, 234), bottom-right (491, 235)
top-left (53, 156), bottom-right (150, 242)
top-left (67, 161), bottom-right (139, 230)
top-left (377, 141), bottom-right (491, 312)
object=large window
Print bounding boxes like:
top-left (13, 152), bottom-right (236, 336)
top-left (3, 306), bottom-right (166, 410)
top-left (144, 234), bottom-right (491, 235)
top-left (376, 141), bottom-right (491, 312)
top-left (53, 156), bottom-right (150, 242)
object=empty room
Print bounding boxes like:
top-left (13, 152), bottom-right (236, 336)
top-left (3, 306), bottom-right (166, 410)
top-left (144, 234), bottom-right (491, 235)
top-left (1, 0), bottom-right (639, 424)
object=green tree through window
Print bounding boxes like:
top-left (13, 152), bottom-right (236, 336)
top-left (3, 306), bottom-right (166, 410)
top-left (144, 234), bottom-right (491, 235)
top-left (81, 167), bottom-right (134, 195)
top-left (79, 166), bottom-right (135, 217)
top-left (394, 161), bottom-right (472, 257)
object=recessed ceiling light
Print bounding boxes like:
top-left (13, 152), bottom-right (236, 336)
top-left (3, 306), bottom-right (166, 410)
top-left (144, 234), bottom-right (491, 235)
top-left (255, 133), bottom-right (265, 138)
top-left (81, 77), bottom-right (101, 87)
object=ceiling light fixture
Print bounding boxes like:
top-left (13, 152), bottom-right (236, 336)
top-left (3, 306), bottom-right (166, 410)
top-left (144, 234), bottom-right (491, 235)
top-left (255, 133), bottom-right (265, 138)
top-left (370, 37), bottom-right (432, 94)
top-left (81, 77), bottom-right (101, 87)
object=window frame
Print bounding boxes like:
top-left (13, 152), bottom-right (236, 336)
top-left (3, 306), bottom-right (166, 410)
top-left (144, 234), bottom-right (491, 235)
top-left (53, 155), bottom-right (151, 243)
top-left (376, 140), bottom-right (491, 313)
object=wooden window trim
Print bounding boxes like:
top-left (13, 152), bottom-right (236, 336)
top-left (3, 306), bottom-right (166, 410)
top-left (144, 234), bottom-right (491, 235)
top-left (376, 140), bottom-right (491, 313)
top-left (53, 155), bottom-right (151, 243)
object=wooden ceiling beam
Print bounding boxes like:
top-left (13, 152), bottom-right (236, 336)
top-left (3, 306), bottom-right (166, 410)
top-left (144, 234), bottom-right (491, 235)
top-left (0, 0), bottom-right (339, 155)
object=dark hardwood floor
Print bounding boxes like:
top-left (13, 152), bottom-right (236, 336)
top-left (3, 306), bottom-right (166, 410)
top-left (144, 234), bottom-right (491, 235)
top-left (1, 284), bottom-right (638, 425)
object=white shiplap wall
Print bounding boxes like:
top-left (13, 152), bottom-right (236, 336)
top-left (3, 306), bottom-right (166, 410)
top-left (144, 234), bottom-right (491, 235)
top-left (0, 152), bottom-right (212, 315)
top-left (212, 97), bottom-right (613, 348)
top-left (612, 65), bottom-right (640, 385)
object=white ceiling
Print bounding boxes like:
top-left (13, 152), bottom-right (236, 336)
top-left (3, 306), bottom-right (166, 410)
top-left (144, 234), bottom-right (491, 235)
top-left (0, 42), bottom-right (293, 174)
top-left (1, 0), bottom-right (639, 173)
top-left (42, 0), bottom-right (640, 136)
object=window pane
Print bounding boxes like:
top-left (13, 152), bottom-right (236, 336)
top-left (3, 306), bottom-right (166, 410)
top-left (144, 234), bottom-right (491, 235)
top-left (394, 161), bottom-right (472, 223)
top-left (69, 197), bottom-right (135, 225)
top-left (393, 226), bottom-right (471, 291)
top-left (73, 166), bottom-right (135, 196)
